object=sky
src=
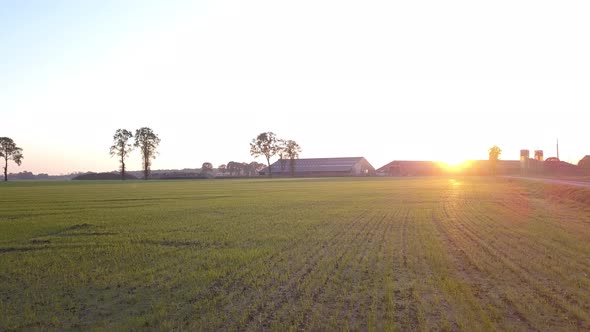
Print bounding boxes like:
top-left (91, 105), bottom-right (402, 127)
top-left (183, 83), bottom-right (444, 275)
top-left (1, 0), bottom-right (589, 175)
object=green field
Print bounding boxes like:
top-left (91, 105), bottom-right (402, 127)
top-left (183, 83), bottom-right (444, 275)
top-left (1, 177), bottom-right (590, 331)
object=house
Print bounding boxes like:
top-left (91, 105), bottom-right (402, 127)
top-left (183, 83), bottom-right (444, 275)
top-left (259, 157), bottom-right (375, 177)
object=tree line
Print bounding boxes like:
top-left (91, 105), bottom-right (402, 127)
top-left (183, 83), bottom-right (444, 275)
top-left (2, 130), bottom-right (502, 182)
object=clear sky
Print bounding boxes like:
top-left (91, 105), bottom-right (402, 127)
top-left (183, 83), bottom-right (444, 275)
top-left (1, 0), bottom-right (589, 175)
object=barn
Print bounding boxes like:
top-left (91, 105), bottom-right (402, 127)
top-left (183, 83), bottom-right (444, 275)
top-left (260, 157), bottom-right (375, 177)
top-left (377, 161), bottom-right (444, 176)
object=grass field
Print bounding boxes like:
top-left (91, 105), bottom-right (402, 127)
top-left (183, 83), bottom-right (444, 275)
top-left (1, 177), bottom-right (590, 331)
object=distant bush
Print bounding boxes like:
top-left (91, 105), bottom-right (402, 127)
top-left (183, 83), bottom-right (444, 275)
top-left (72, 172), bottom-right (138, 180)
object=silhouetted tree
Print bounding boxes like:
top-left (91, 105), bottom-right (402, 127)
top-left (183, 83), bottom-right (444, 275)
top-left (110, 129), bottom-right (134, 180)
top-left (250, 132), bottom-right (280, 177)
top-left (134, 127), bottom-right (160, 180)
top-left (283, 140), bottom-right (302, 177)
top-left (488, 145), bottom-right (502, 175)
top-left (0, 137), bottom-right (23, 182)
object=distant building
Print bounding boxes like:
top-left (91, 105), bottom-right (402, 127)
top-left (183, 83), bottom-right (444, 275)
top-left (377, 161), bottom-right (444, 176)
top-left (460, 160), bottom-right (522, 176)
top-left (260, 157), bottom-right (375, 177)
top-left (578, 155), bottom-right (590, 169)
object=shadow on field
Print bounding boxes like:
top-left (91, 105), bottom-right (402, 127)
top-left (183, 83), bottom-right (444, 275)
top-left (139, 239), bottom-right (210, 248)
top-left (0, 246), bottom-right (49, 254)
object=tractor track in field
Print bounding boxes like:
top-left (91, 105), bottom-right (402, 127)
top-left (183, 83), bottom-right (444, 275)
top-left (248, 211), bottom-right (389, 331)
top-left (240, 212), bottom-right (381, 330)
top-left (390, 209), bottom-right (420, 330)
top-left (460, 198), bottom-right (590, 287)
top-left (431, 209), bottom-right (537, 331)
top-left (185, 208), bottom-right (376, 329)
top-left (340, 212), bottom-right (389, 331)
top-left (215, 207), bottom-right (380, 330)
top-left (439, 189), bottom-right (590, 330)
top-left (450, 199), bottom-right (590, 316)
top-left (454, 215), bottom-right (590, 329)
top-left (369, 209), bottom-right (398, 330)
top-left (296, 213), bottom-right (391, 331)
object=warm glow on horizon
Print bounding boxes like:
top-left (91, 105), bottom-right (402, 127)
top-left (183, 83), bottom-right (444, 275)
top-left (439, 159), bottom-right (473, 172)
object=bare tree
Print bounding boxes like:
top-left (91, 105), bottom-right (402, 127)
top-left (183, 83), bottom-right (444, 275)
top-left (0, 137), bottom-right (23, 182)
top-left (134, 127), bottom-right (161, 180)
top-left (109, 129), bottom-right (134, 180)
top-left (250, 132), bottom-right (280, 177)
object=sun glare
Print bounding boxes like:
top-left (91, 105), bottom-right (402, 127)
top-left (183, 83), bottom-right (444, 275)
top-left (439, 159), bottom-right (471, 171)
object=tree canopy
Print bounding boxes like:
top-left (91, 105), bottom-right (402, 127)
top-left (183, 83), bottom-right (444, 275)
top-left (281, 139), bottom-right (302, 176)
top-left (250, 132), bottom-right (280, 177)
top-left (488, 145), bottom-right (502, 175)
top-left (110, 129), bottom-right (134, 180)
top-left (134, 127), bottom-right (161, 180)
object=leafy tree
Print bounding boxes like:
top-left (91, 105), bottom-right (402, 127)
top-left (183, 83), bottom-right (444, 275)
top-left (109, 129), bottom-right (134, 180)
top-left (249, 161), bottom-right (265, 176)
top-left (0, 137), bottom-right (23, 182)
top-left (227, 161), bottom-right (240, 176)
top-left (250, 132), bottom-right (280, 177)
top-left (201, 162), bottom-right (213, 176)
top-left (134, 127), bottom-right (161, 180)
top-left (488, 145), bottom-right (502, 175)
top-left (283, 140), bottom-right (302, 177)
top-left (218, 164), bottom-right (227, 175)
top-left (277, 142), bottom-right (287, 174)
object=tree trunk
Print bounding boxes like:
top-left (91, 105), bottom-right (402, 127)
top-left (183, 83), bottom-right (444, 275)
top-left (144, 155), bottom-right (149, 180)
top-left (3, 157), bottom-right (7, 182)
top-left (266, 156), bottom-right (272, 177)
top-left (121, 154), bottom-right (125, 180)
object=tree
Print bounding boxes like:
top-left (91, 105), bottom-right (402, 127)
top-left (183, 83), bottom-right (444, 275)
top-left (201, 162), bottom-right (213, 176)
top-left (0, 137), bottom-right (23, 182)
top-left (134, 127), bottom-right (161, 180)
top-left (249, 161), bottom-right (265, 176)
top-left (227, 161), bottom-right (240, 176)
top-left (283, 140), bottom-right (302, 177)
top-left (218, 164), bottom-right (227, 175)
top-left (488, 145), bottom-right (502, 175)
top-left (250, 132), bottom-right (280, 177)
top-left (109, 129), bottom-right (134, 180)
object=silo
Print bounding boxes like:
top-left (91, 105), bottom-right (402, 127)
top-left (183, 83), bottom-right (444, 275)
top-left (534, 150), bottom-right (544, 161)
top-left (520, 149), bottom-right (530, 173)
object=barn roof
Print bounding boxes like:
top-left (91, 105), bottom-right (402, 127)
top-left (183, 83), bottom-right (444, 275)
top-left (264, 157), bottom-right (372, 173)
top-left (376, 160), bottom-right (440, 172)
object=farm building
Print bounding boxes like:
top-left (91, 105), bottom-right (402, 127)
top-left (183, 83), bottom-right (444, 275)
top-left (376, 161), bottom-right (445, 176)
top-left (578, 155), bottom-right (590, 169)
top-left (260, 157), bottom-right (375, 177)
top-left (463, 160), bottom-right (522, 175)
